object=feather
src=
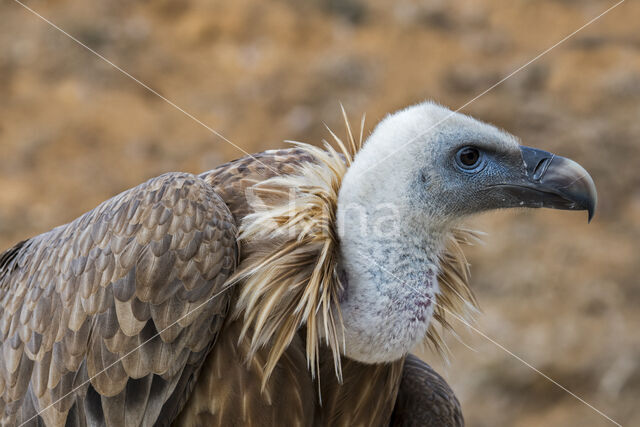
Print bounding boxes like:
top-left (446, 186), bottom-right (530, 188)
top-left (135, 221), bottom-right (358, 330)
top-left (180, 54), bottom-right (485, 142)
top-left (390, 354), bottom-right (464, 426)
top-left (229, 114), bottom-right (364, 387)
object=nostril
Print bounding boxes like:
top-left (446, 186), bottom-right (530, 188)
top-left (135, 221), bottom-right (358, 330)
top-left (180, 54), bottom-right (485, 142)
top-left (532, 156), bottom-right (553, 181)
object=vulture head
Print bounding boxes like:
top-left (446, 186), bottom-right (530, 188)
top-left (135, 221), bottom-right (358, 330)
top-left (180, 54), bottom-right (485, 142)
top-left (336, 102), bottom-right (596, 363)
top-left (235, 101), bottom-right (596, 380)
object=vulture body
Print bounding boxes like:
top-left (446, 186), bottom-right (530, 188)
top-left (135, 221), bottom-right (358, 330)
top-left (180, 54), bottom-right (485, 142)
top-left (0, 103), bottom-right (596, 426)
top-left (0, 148), bottom-right (459, 427)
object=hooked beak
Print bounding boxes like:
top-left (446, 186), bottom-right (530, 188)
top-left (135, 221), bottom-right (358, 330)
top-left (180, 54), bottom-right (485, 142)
top-left (497, 146), bottom-right (597, 222)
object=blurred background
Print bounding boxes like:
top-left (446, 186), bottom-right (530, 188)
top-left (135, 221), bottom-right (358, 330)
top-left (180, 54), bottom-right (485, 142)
top-left (0, 0), bottom-right (638, 425)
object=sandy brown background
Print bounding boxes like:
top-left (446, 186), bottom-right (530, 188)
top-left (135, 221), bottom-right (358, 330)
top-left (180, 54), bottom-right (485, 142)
top-left (1, 0), bottom-right (638, 425)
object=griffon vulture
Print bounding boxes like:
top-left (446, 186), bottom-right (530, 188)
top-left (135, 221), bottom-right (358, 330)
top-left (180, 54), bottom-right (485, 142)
top-left (0, 102), bottom-right (596, 426)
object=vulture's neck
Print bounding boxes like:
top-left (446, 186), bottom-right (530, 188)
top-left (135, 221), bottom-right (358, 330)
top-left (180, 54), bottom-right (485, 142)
top-left (337, 207), bottom-right (448, 363)
top-left (341, 215), bottom-right (445, 290)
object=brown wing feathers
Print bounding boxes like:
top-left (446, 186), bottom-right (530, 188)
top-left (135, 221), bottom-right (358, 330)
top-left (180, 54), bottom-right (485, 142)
top-left (0, 172), bottom-right (238, 426)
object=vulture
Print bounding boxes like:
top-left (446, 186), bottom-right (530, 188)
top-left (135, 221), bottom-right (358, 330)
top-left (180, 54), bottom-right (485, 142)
top-left (0, 102), bottom-right (597, 426)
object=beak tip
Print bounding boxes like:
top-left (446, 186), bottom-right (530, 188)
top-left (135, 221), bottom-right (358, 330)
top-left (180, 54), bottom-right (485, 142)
top-left (519, 146), bottom-right (598, 223)
top-left (585, 177), bottom-right (597, 224)
top-left (587, 199), bottom-right (596, 223)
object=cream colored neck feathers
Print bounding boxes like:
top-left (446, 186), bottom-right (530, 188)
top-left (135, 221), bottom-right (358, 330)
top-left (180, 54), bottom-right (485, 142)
top-left (229, 109), bottom-right (478, 385)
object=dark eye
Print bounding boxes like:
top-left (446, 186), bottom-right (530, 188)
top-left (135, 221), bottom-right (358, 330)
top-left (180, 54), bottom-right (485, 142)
top-left (455, 146), bottom-right (483, 171)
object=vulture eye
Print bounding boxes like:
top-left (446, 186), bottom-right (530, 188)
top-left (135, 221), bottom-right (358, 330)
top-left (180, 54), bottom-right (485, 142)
top-left (455, 146), bottom-right (483, 171)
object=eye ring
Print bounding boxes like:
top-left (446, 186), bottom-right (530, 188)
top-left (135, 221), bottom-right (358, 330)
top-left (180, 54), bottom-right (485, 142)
top-left (455, 146), bottom-right (484, 172)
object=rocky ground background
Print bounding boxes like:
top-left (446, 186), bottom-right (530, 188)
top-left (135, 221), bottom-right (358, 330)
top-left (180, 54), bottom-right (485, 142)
top-left (1, 0), bottom-right (638, 425)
